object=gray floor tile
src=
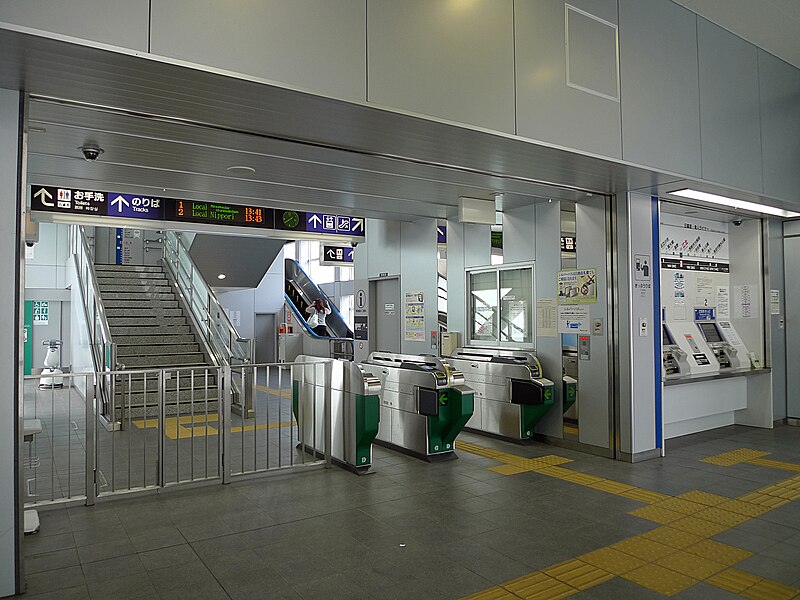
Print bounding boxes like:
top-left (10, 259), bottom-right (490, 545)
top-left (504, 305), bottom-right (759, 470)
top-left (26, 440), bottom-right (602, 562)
top-left (23, 565), bottom-right (86, 596)
top-left (128, 525), bottom-right (186, 552)
top-left (76, 538), bottom-right (137, 564)
top-left (22, 584), bottom-right (90, 600)
top-left (138, 543), bottom-right (201, 571)
top-left (86, 572), bottom-right (159, 600)
top-left (736, 553), bottom-right (800, 586)
top-left (81, 554), bottom-right (146, 583)
top-left (24, 548), bottom-right (80, 574)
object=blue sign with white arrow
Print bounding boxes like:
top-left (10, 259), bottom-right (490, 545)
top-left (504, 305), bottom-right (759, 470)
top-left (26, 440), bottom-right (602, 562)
top-left (307, 213), bottom-right (365, 237)
top-left (108, 193), bottom-right (165, 220)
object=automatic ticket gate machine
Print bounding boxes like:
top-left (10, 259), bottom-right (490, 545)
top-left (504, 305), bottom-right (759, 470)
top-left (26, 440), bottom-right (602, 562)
top-left (362, 352), bottom-right (474, 460)
top-left (292, 356), bottom-right (382, 473)
top-left (444, 348), bottom-right (556, 440)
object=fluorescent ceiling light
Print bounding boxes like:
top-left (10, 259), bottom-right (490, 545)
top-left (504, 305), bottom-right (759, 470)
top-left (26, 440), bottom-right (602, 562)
top-left (217, 273), bottom-right (226, 280)
top-left (668, 188), bottom-right (800, 218)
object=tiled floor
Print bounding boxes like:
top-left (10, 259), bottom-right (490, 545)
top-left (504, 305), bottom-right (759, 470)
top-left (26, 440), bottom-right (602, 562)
top-left (18, 424), bottom-right (800, 599)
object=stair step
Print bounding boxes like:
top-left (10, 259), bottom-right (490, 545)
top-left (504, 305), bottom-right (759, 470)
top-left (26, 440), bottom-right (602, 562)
top-left (96, 271), bottom-right (167, 281)
top-left (97, 283), bottom-right (172, 293)
top-left (115, 387), bottom-right (220, 405)
top-left (111, 325), bottom-right (192, 336)
top-left (102, 292), bottom-right (176, 300)
top-left (103, 298), bottom-right (179, 309)
top-left (120, 354), bottom-right (207, 368)
top-left (95, 264), bottom-right (164, 273)
top-left (108, 316), bottom-right (187, 327)
top-left (117, 343), bottom-right (200, 357)
top-left (106, 307), bottom-right (184, 318)
top-left (115, 334), bottom-right (196, 345)
top-left (115, 399), bottom-right (220, 420)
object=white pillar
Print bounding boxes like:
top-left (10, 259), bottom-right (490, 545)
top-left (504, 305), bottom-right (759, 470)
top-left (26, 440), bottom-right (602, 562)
top-left (0, 87), bottom-right (23, 595)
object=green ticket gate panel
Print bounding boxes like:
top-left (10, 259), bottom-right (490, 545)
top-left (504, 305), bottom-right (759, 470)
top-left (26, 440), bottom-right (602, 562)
top-left (562, 376), bottom-right (577, 414)
top-left (24, 301), bottom-right (33, 375)
top-left (292, 357), bottom-right (381, 472)
top-left (427, 386), bottom-right (474, 455)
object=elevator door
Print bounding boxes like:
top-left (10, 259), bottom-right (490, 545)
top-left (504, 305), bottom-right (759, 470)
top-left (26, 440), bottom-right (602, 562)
top-left (373, 278), bottom-right (400, 353)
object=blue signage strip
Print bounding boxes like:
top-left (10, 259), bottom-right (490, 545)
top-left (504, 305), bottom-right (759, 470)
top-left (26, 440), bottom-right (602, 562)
top-left (437, 225), bottom-right (447, 244)
top-left (30, 186), bottom-right (365, 238)
top-left (694, 307), bottom-right (715, 322)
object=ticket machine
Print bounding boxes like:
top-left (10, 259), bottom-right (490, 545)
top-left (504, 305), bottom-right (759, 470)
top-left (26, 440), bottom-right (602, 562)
top-left (662, 321), bottom-right (719, 376)
top-left (696, 320), bottom-right (750, 370)
top-left (362, 352), bottom-right (474, 460)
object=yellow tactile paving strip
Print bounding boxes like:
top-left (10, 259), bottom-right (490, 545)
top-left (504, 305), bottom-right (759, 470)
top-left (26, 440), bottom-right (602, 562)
top-left (132, 414), bottom-right (293, 440)
top-left (458, 442), bottom-right (800, 599)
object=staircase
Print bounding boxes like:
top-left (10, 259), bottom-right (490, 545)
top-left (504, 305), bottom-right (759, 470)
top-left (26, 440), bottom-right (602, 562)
top-left (94, 264), bottom-right (219, 419)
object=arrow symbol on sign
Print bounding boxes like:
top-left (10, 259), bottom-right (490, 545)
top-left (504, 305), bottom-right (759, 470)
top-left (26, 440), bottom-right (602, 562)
top-left (34, 188), bottom-right (54, 207)
top-left (351, 218), bottom-right (364, 232)
top-left (110, 195), bottom-right (129, 213)
top-left (308, 214), bottom-right (322, 227)
top-left (347, 249), bottom-right (354, 260)
top-left (327, 249), bottom-right (336, 259)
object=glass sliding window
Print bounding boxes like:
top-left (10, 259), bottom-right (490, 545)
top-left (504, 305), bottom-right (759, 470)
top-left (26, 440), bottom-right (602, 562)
top-left (499, 267), bottom-right (533, 344)
top-left (470, 271), bottom-right (499, 342)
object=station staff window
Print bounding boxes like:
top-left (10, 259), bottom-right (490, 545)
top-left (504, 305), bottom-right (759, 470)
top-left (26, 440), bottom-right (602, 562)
top-left (467, 263), bottom-right (535, 347)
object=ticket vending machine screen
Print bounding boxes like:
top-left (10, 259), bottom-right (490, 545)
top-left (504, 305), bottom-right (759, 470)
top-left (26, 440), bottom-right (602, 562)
top-left (698, 322), bottom-right (722, 343)
top-left (662, 325), bottom-right (674, 346)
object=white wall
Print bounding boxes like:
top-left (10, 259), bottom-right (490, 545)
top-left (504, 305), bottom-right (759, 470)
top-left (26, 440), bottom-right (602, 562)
top-left (0, 87), bottom-right (21, 597)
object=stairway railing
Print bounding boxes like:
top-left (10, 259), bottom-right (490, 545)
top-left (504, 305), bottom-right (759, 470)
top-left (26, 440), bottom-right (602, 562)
top-left (163, 231), bottom-right (254, 412)
top-left (70, 225), bottom-right (117, 424)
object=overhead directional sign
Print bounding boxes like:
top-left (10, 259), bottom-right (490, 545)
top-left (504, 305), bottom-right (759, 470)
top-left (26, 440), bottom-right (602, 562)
top-left (320, 244), bottom-right (355, 266)
top-left (29, 186), bottom-right (365, 238)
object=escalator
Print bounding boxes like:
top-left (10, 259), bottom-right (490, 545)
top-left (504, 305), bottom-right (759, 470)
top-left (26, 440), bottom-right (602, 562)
top-left (284, 259), bottom-right (353, 359)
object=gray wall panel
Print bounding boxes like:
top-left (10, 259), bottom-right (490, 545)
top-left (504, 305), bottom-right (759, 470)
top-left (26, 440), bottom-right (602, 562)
top-left (400, 220), bottom-right (438, 355)
top-left (515, 0), bottom-right (622, 158)
top-left (619, 0), bottom-right (702, 177)
top-left (0, 0), bottom-right (148, 50)
top-left (759, 50), bottom-right (800, 201)
top-left (768, 220), bottom-right (786, 422)
top-left (697, 18), bottom-right (762, 192)
top-left (367, 0), bottom-right (515, 133)
top-left (150, 0), bottom-right (366, 102)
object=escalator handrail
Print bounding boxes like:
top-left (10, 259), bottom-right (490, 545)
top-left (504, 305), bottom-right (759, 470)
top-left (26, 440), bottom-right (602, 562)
top-left (284, 293), bottom-right (354, 346)
top-left (285, 259), bottom-right (353, 336)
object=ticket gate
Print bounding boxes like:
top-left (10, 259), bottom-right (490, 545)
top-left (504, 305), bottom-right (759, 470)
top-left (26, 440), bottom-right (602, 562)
top-left (292, 356), bottom-right (381, 472)
top-left (444, 347), bottom-right (555, 440)
top-left (362, 352), bottom-right (474, 460)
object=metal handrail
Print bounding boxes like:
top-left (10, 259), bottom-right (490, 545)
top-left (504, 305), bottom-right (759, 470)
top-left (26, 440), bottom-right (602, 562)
top-left (163, 231), bottom-right (253, 364)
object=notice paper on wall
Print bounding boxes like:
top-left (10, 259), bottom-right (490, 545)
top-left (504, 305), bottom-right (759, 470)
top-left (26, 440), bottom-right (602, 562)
top-left (734, 285), bottom-right (756, 319)
top-left (404, 291), bottom-right (425, 341)
top-left (536, 298), bottom-right (557, 337)
top-left (717, 286), bottom-right (730, 319)
top-left (673, 272), bottom-right (686, 306)
top-left (770, 290), bottom-right (781, 315)
top-left (696, 274), bottom-right (714, 298)
top-left (557, 304), bottom-right (590, 334)
top-left (557, 269), bottom-right (597, 304)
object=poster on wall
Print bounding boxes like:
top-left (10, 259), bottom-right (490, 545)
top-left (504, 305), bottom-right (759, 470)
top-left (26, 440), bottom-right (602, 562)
top-left (557, 305), bottom-right (590, 334)
top-left (33, 301), bottom-right (49, 325)
top-left (404, 291), bottom-right (425, 341)
top-left (717, 286), bottom-right (730, 319)
top-left (557, 269), bottom-right (596, 304)
top-left (660, 214), bottom-right (729, 262)
top-left (673, 272), bottom-right (685, 306)
top-left (734, 285), bottom-right (757, 319)
top-left (536, 298), bottom-right (557, 337)
top-left (770, 290), bottom-right (781, 315)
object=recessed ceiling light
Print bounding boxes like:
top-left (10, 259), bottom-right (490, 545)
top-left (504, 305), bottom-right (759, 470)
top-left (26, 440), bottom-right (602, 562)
top-left (226, 165), bottom-right (256, 174)
top-left (668, 188), bottom-right (800, 218)
top-left (217, 273), bottom-right (226, 280)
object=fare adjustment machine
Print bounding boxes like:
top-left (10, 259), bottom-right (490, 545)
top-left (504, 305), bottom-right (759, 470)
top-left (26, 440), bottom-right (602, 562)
top-left (362, 352), bottom-right (474, 460)
top-left (444, 348), bottom-right (557, 440)
top-left (695, 309), bottom-right (750, 370)
top-left (292, 357), bottom-right (382, 472)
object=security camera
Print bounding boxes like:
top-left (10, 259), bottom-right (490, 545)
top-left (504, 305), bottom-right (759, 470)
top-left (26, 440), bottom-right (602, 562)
top-left (350, 241), bottom-right (359, 248)
top-left (26, 241), bottom-right (34, 247)
top-left (78, 144), bottom-right (104, 162)
top-left (732, 219), bottom-right (743, 227)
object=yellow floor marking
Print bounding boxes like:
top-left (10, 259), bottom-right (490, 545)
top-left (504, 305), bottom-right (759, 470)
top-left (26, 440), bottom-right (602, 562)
top-left (748, 457), bottom-right (800, 472)
top-left (254, 385), bottom-right (293, 399)
top-left (543, 559), bottom-right (614, 590)
top-left (459, 441), bottom-right (800, 599)
top-left (700, 448), bottom-right (770, 466)
top-left (641, 527), bottom-right (704, 550)
top-left (622, 563), bottom-right (698, 596)
top-left (230, 421), bottom-right (294, 433)
top-left (684, 539), bottom-right (752, 566)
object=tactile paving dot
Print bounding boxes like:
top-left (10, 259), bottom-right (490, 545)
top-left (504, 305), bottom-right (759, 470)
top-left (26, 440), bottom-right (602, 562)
top-left (579, 547), bottom-right (647, 576)
top-left (653, 498), bottom-right (708, 515)
top-left (717, 498), bottom-right (771, 517)
top-left (694, 507), bottom-right (750, 527)
top-left (656, 550), bottom-right (727, 580)
top-left (677, 490), bottom-right (729, 506)
top-left (588, 480), bottom-right (634, 494)
top-left (621, 563), bottom-right (698, 596)
top-left (668, 516), bottom-right (730, 538)
top-left (629, 505), bottom-right (684, 525)
top-left (700, 449), bottom-right (770, 466)
top-left (641, 526), bottom-right (704, 550)
top-left (612, 537), bottom-right (677, 561)
top-left (684, 539), bottom-right (752, 566)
